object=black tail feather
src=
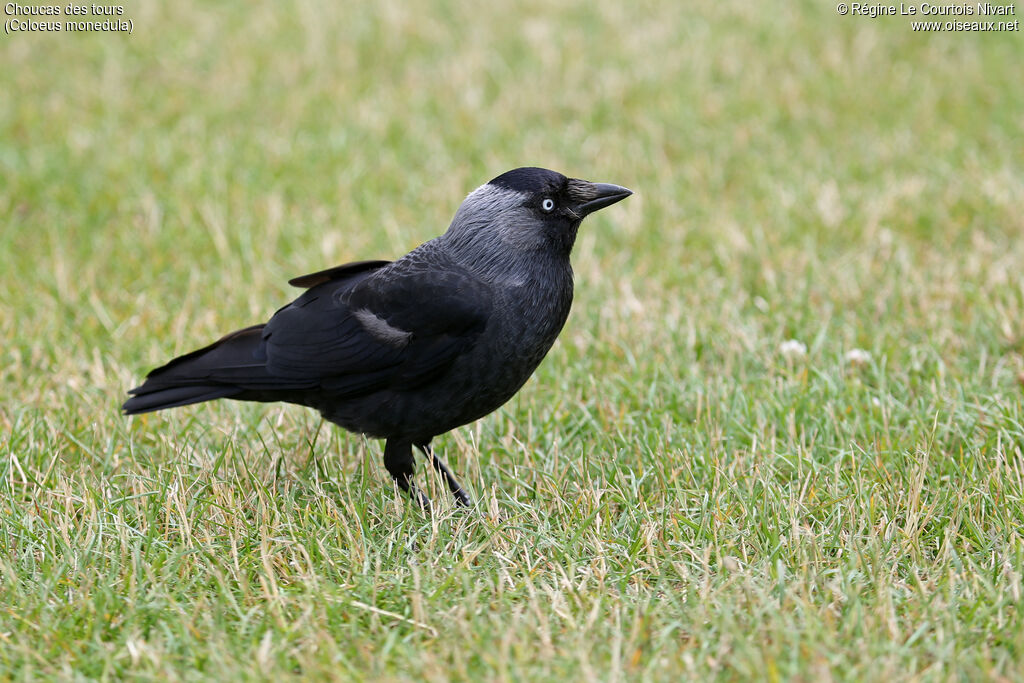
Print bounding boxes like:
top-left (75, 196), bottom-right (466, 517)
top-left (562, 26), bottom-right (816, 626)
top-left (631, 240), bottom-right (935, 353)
top-left (123, 324), bottom-right (268, 415)
top-left (123, 385), bottom-right (242, 414)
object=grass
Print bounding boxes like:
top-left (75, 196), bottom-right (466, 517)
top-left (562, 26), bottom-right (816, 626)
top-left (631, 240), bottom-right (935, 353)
top-left (2, 0), bottom-right (1023, 679)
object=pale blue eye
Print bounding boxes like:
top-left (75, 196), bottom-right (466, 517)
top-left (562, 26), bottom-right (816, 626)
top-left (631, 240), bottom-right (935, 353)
top-left (541, 198), bottom-right (555, 212)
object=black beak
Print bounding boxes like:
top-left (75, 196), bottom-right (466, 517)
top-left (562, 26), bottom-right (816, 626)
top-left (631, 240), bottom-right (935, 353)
top-left (576, 182), bottom-right (633, 217)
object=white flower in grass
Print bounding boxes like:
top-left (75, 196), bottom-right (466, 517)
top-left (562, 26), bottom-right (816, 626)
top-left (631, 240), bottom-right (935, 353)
top-left (778, 339), bottom-right (807, 358)
top-left (845, 348), bottom-right (871, 367)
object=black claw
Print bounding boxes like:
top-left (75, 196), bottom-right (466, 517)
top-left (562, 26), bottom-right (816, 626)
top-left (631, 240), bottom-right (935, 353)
top-left (385, 439), bottom-right (472, 509)
top-left (407, 482), bottom-right (431, 510)
top-left (387, 472), bottom-right (431, 509)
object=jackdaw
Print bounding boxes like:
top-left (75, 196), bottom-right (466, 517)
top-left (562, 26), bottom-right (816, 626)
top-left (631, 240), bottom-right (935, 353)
top-left (124, 167), bottom-right (632, 507)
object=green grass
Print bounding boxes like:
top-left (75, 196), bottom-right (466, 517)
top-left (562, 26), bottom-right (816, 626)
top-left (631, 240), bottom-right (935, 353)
top-left (2, 0), bottom-right (1023, 679)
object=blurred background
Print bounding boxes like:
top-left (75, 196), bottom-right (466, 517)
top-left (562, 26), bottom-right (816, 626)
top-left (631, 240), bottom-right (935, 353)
top-left (1, 0), bottom-right (1022, 678)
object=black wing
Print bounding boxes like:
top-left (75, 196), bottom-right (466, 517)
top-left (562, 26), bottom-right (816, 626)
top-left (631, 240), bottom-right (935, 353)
top-left (262, 254), bottom-right (493, 397)
top-left (288, 260), bottom-right (392, 289)
top-left (124, 255), bottom-right (493, 413)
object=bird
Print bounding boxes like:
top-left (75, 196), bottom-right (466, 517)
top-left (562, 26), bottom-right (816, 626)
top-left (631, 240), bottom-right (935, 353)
top-left (124, 167), bottom-right (632, 508)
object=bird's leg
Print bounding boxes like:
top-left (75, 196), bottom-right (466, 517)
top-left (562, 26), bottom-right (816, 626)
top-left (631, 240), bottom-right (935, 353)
top-left (416, 441), bottom-right (473, 507)
top-left (383, 439), bottom-right (430, 509)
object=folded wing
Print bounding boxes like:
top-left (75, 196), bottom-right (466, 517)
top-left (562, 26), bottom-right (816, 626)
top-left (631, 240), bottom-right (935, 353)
top-left (123, 255), bottom-right (493, 413)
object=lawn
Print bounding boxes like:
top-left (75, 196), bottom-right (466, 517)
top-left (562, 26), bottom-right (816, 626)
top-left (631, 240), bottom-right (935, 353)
top-left (2, 0), bottom-right (1023, 679)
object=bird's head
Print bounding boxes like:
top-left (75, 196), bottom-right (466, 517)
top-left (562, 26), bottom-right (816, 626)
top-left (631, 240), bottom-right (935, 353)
top-left (441, 167), bottom-right (632, 275)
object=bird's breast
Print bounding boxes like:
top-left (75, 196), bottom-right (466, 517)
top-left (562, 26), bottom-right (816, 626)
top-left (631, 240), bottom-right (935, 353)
top-left (491, 269), bottom-right (574, 366)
